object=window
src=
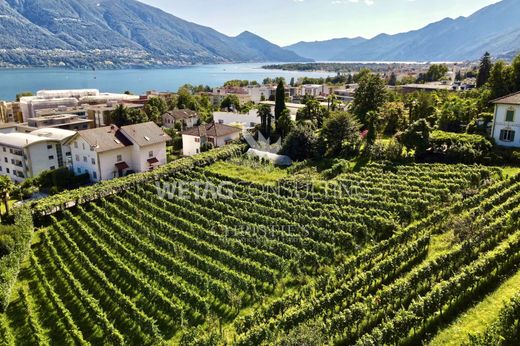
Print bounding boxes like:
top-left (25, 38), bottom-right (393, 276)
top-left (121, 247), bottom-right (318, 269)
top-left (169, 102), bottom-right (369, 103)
top-left (91, 158), bottom-right (96, 165)
top-left (77, 167), bottom-right (81, 174)
top-left (500, 129), bottom-right (515, 142)
top-left (83, 156), bottom-right (87, 162)
top-left (218, 119), bottom-right (224, 124)
top-left (6, 168), bottom-right (9, 174)
top-left (50, 166), bottom-right (55, 170)
top-left (75, 154), bottom-right (79, 161)
top-left (148, 150), bottom-right (154, 158)
top-left (2, 147), bottom-right (5, 152)
top-left (196, 149), bottom-right (200, 154)
top-left (117, 154), bottom-right (122, 162)
top-left (506, 110), bottom-right (515, 122)
top-left (0, 167), bottom-right (2, 172)
top-left (92, 171), bottom-right (97, 180)
top-left (195, 138), bottom-right (200, 143)
top-left (48, 155), bottom-right (54, 160)
top-left (74, 142), bottom-right (78, 149)
top-left (47, 144), bottom-right (53, 150)
top-left (82, 143), bottom-right (85, 150)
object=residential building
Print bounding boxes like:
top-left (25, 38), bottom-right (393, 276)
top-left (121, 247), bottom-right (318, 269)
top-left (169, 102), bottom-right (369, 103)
top-left (26, 114), bottom-right (93, 131)
top-left (182, 123), bottom-right (241, 156)
top-left (19, 89), bottom-right (140, 121)
top-left (213, 110), bottom-right (260, 130)
top-left (0, 128), bottom-right (75, 182)
top-left (66, 122), bottom-right (170, 182)
top-left (491, 92), bottom-right (520, 148)
top-left (162, 109), bottom-right (199, 129)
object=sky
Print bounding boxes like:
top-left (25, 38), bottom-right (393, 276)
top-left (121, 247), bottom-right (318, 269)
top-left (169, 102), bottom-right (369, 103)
top-left (139, 0), bottom-right (500, 46)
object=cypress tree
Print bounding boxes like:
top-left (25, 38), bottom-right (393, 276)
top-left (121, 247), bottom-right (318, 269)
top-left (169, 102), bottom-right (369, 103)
top-left (274, 80), bottom-right (286, 128)
top-left (476, 52), bottom-right (492, 88)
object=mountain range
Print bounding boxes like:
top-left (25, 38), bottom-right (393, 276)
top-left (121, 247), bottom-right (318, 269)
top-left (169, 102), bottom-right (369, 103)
top-left (285, 0), bottom-right (520, 62)
top-left (1, 0), bottom-right (519, 68)
top-left (0, 0), bottom-right (308, 68)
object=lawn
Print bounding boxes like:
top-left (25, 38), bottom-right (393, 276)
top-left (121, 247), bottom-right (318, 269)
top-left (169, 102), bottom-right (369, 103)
top-left (204, 158), bottom-right (289, 185)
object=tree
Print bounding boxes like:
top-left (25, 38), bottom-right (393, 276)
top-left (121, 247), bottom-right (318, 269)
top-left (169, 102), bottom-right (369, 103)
top-left (258, 104), bottom-right (273, 139)
top-left (110, 105), bottom-right (148, 127)
top-left (221, 94), bottom-right (241, 112)
top-left (476, 52), bottom-right (492, 88)
top-left (352, 73), bottom-right (387, 125)
top-left (512, 54), bottom-right (520, 92)
top-left (365, 110), bottom-right (380, 145)
top-left (320, 111), bottom-right (362, 157)
top-left (177, 87), bottom-right (196, 110)
top-left (437, 96), bottom-right (478, 133)
top-left (110, 104), bottom-right (130, 127)
top-left (488, 61), bottom-right (514, 100)
top-left (276, 109), bottom-right (293, 140)
top-left (144, 97), bottom-right (167, 123)
top-left (388, 72), bottom-right (397, 86)
top-left (417, 64), bottom-right (449, 83)
top-left (296, 99), bottom-right (329, 128)
top-left (274, 80), bottom-right (286, 128)
top-left (397, 119), bottom-right (431, 157)
top-left (379, 101), bottom-right (408, 136)
top-left (280, 125), bottom-right (318, 161)
top-left (0, 176), bottom-right (14, 218)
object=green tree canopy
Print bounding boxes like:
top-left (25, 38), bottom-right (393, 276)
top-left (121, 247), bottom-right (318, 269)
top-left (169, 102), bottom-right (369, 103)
top-left (221, 94), bottom-right (241, 112)
top-left (280, 125), bottom-right (318, 161)
top-left (320, 111), bottom-right (362, 157)
top-left (352, 73), bottom-right (387, 125)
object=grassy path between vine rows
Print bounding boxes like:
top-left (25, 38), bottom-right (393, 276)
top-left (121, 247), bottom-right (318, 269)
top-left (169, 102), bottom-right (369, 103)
top-left (429, 266), bottom-right (520, 346)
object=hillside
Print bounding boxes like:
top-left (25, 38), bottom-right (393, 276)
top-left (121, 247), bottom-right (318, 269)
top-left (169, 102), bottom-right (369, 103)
top-left (285, 0), bottom-right (520, 61)
top-left (0, 0), bottom-right (309, 68)
top-left (3, 144), bottom-right (520, 345)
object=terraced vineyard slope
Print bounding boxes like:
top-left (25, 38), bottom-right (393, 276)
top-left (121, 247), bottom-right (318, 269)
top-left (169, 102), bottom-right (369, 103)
top-left (1, 161), bottom-right (515, 345)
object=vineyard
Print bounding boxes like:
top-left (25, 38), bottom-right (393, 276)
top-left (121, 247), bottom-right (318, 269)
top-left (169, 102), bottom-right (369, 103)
top-left (1, 152), bottom-right (520, 345)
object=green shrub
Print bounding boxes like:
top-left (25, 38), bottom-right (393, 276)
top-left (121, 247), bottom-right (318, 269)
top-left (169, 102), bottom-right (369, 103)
top-left (0, 207), bottom-right (33, 311)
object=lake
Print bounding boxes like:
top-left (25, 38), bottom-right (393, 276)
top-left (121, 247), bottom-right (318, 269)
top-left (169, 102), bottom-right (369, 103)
top-left (0, 63), bottom-right (334, 101)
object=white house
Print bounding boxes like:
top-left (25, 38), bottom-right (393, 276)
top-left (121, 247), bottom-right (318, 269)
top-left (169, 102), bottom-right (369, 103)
top-left (162, 109), bottom-right (199, 129)
top-left (182, 123), bottom-right (241, 156)
top-left (491, 92), bottom-right (520, 147)
top-left (67, 122), bottom-right (170, 182)
top-left (213, 110), bottom-right (260, 130)
top-left (0, 128), bottom-right (75, 182)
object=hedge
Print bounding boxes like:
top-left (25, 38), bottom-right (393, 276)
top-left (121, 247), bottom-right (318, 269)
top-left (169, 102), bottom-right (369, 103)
top-left (430, 130), bottom-right (493, 152)
top-left (0, 207), bottom-right (34, 312)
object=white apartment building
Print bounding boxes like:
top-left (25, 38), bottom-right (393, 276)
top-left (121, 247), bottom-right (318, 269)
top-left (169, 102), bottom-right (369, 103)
top-left (491, 92), bottom-right (520, 147)
top-left (67, 122), bottom-right (170, 182)
top-left (19, 89), bottom-right (140, 121)
top-left (0, 128), bottom-right (75, 182)
top-left (213, 110), bottom-right (260, 130)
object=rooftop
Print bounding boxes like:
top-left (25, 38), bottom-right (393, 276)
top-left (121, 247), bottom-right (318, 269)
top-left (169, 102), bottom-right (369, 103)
top-left (73, 125), bottom-right (133, 153)
top-left (163, 109), bottom-right (199, 120)
top-left (182, 123), bottom-right (242, 138)
top-left (30, 128), bottom-right (77, 141)
top-left (120, 122), bottom-right (171, 147)
top-left (0, 132), bottom-right (51, 148)
top-left (492, 91), bottom-right (520, 105)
